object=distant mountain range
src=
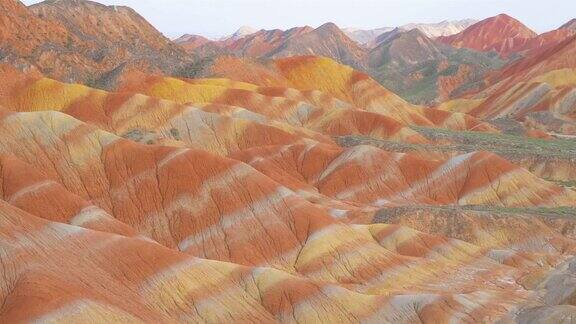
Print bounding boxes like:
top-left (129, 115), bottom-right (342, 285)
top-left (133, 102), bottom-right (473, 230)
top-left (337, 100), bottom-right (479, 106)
top-left (343, 19), bottom-right (478, 45)
top-left (438, 30), bottom-right (576, 135)
top-left (222, 25), bottom-right (259, 41)
top-left (197, 19), bottom-right (478, 46)
top-left (367, 28), bottom-right (504, 103)
top-left (176, 15), bottom-right (576, 105)
top-left (176, 20), bottom-right (501, 104)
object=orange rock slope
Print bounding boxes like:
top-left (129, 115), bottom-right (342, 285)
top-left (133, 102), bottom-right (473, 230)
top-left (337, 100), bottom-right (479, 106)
top-left (0, 0), bottom-right (191, 85)
top-left (1, 105), bottom-right (576, 322)
top-left (2, 48), bottom-right (576, 322)
top-left (119, 55), bottom-right (497, 133)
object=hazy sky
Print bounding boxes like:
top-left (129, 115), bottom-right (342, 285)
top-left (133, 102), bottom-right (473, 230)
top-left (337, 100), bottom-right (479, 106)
top-left (22, 0), bottom-right (576, 39)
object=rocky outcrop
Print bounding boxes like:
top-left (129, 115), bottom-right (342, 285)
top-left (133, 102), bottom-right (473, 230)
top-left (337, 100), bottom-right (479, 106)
top-left (0, 0), bottom-right (192, 86)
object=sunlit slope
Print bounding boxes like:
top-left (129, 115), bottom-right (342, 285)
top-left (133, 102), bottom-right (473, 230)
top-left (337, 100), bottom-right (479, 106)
top-left (273, 56), bottom-right (496, 131)
top-left (0, 66), bottom-right (434, 146)
top-left (439, 35), bottom-right (576, 134)
top-left (3, 1), bottom-right (576, 321)
top-left (230, 142), bottom-right (576, 209)
top-left (2, 199), bottom-right (566, 323)
top-left (3, 65), bottom-right (573, 210)
top-left (0, 109), bottom-right (350, 268)
top-left (117, 59), bottom-right (496, 135)
top-left (114, 72), bottom-right (430, 143)
top-left (157, 55), bottom-right (496, 132)
top-left (0, 67), bottom-right (337, 155)
top-left (1, 109), bottom-right (576, 322)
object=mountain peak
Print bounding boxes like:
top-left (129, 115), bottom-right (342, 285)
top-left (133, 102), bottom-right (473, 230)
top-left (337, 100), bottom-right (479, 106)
top-left (479, 14), bottom-right (536, 37)
top-left (438, 14), bottom-right (537, 57)
top-left (560, 18), bottom-right (576, 31)
top-left (313, 22), bottom-right (352, 40)
top-left (316, 22), bottom-right (342, 32)
top-left (174, 34), bottom-right (212, 52)
top-left (371, 27), bottom-right (437, 53)
top-left (32, 0), bottom-right (131, 12)
top-left (371, 27), bottom-right (429, 47)
top-left (21, 0), bottom-right (189, 81)
top-left (494, 13), bottom-right (513, 19)
top-left (346, 20), bottom-right (477, 45)
top-left (404, 28), bottom-right (428, 37)
top-left (227, 25), bottom-right (258, 40)
top-left (174, 33), bottom-right (210, 46)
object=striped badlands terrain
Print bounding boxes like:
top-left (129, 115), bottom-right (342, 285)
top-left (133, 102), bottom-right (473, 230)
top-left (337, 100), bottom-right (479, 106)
top-left (231, 143), bottom-right (576, 210)
top-left (440, 34), bottom-right (576, 135)
top-left (1, 55), bottom-right (576, 322)
top-left (1, 108), bottom-right (576, 322)
top-left (195, 56), bottom-right (498, 132)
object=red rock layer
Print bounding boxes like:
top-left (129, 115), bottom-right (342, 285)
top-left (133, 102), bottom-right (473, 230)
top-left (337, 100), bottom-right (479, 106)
top-left (448, 35), bottom-right (576, 134)
top-left (438, 14), bottom-right (537, 57)
top-left (231, 142), bottom-right (576, 211)
top-left (1, 107), bottom-right (576, 322)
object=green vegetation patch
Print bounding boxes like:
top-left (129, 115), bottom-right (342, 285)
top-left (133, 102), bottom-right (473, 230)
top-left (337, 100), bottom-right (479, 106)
top-left (336, 127), bottom-right (576, 159)
top-left (375, 205), bottom-right (576, 221)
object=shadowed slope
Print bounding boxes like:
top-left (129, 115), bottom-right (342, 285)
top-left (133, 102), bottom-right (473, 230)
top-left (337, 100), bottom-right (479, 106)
top-left (367, 28), bottom-right (503, 104)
